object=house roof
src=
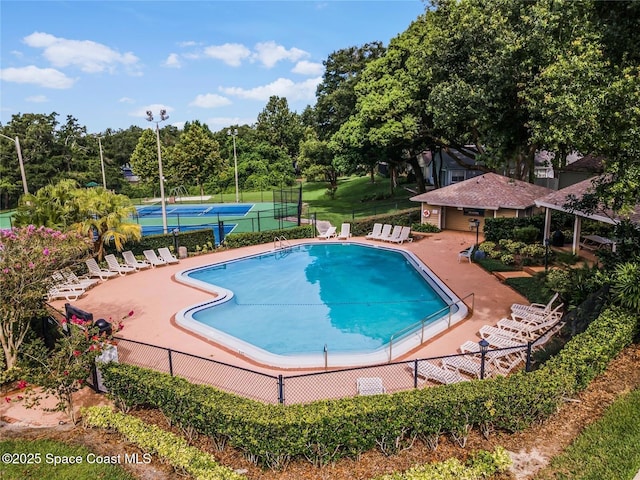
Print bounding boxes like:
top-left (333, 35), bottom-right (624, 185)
top-left (410, 172), bottom-right (553, 210)
top-left (535, 176), bottom-right (640, 225)
top-left (560, 154), bottom-right (605, 173)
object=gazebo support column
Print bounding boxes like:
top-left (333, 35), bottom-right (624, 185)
top-left (572, 216), bottom-right (582, 255)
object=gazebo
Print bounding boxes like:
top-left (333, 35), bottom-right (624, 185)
top-left (535, 176), bottom-right (640, 255)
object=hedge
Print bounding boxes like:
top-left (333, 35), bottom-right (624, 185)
top-left (222, 225), bottom-right (315, 249)
top-left (100, 306), bottom-right (638, 468)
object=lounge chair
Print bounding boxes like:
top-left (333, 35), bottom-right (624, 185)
top-left (458, 245), bottom-right (474, 263)
top-left (371, 224), bottom-right (392, 241)
top-left (85, 258), bottom-right (118, 280)
top-left (60, 269), bottom-right (100, 289)
top-left (441, 354), bottom-right (489, 379)
top-left (497, 314), bottom-right (565, 339)
top-left (511, 292), bottom-right (559, 317)
top-left (104, 254), bottom-right (137, 275)
top-left (317, 226), bottom-right (337, 240)
top-left (382, 225), bottom-right (402, 242)
top-left (479, 325), bottom-right (528, 343)
top-left (143, 249), bottom-right (168, 267)
top-left (337, 223), bottom-right (351, 240)
top-left (415, 360), bottom-right (468, 385)
top-left (365, 223), bottom-right (383, 239)
top-left (356, 377), bottom-right (386, 395)
top-left (459, 341), bottom-right (525, 376)
top-left (47, 284), bottom-right (86, 301)
top-left (510, 303), bottom-right (564, 325)
top-left (158, 247), bottom-right (180, 264)
top-left (388, 226), bottom-right (413, 244)
top-left (122, 251), bottom-right (152, 271)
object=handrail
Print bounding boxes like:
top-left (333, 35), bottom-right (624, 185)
top-left (273, 235), bottom-right (292, 250)
top-left (387, 292), bottom-right (475, 362)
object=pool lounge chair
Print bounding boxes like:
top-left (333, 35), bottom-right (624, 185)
top-left (85, 258), bottom-right (118, 280)
top-left (388, 226), bottom-right (413, 244)
top-left (497, 314), bottom-right (565, 339)
top-left (317, 226), bottom-right (337, 240)
top-left (510, 303), bottom-right (564, 325)
top-left (382, 225), bottom-right (402, 242)
top-left (122, 251), bottom-right (152, 271)
top-left (143, 249), bottom-right (168, 267)
top-left (60, 269), bottom-right (100, 289)
top-left (357, 377), bottom-right (386, 395)
top-left (337, 223), bottom-right (351, 240)
top-left (47, 284), bottom-right (86, 301)
top-left (415, 360), bottom-right (468, 385)
top-left (458, 245), bottom-right (474, 263)
top-left (459, 341), bottom-right (525, 376)
top-left (479, 325), bottom-right (528, 343)
top-left (371, 224), bottom-right (392, 241)
top-left (365, 223), bottom-right (383, 239)
top-left (441, 354), bottom-right (491, 379)
top-left (158, 247), bottom-right (180, 264)
top-left (104, 254), bottom-right (137, 276)
top-left (511, 292), bottom-right (559, 317)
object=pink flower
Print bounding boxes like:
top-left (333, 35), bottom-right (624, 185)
top-left (17, 380), bottom-right (28, 389)
top-left (28, 262), bottom-right (35, 269)
top-left (73, 350), bottom-right (81, 357)
top-left (128, 310), bottom-right (134, 317)
top-left (63, 371), bottom-right (69, 376)
top-left (117, 323), bottom-right (124, 331)
top-left (4, 397), bottom-right (11, 403)
top-left (17, 395), bottom-right (23, 401)
top-left (43, 247), bottom-right (50, 256)
top-left (2, 268), bottom-right (8, 274)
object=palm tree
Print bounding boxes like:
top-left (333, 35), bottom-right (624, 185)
top-left (72, 187), bottom-right (141, 260)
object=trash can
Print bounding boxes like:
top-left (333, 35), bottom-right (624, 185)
top-left (178, 246), bottom-right (188, 259)
top-left (552, 229), bottom-right (565, 247)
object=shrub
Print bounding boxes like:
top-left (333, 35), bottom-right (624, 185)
top-left (513, 226), bottom-right (540, 243)
top-left (411, 222), bottom-right (441, 233)
top-left (222, 225), bottom-right (314, 249)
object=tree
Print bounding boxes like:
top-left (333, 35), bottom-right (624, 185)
top-left (129, 128), bottom-right (164, 190)
top-left (0, 226), bottom-right (91, 371)
top-left (255, 96), bottom-right (304, 159)
top-left (167, 121), bottom-right (222, 197)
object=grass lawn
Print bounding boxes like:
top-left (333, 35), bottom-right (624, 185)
top-left (535, 387), bottom-right (640, 480)
top-left (0, 438), bottom-right (135, 480)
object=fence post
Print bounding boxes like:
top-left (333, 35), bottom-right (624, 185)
top-left (525, 341), bottom-right (533, 372)
top-left (168, 348), bottom-right (174, 376)
top-left (217, 221), bottom-right (225, 245)
top-left (278, 375), bottom-right (284, 404)
top-left (257, 211), bottom-right (261, 232)
top-left (413, 359), bottom-right (419, 389)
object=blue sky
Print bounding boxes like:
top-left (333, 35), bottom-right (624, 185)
top-left (0, 1), bottom-right (425, 134)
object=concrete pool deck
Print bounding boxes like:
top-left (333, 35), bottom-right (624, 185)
top-left (48, 229), bottom-right (528, 377)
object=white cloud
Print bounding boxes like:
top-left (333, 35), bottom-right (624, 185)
top-left (163, 53), bottom-right (181, 68)
top-left (26, 95), bottom-right (48, 103)
top-left (119, 97), bottom-right (135, 104)
top-left (189, 93), bottom-right (231, 108)
top-left (0, 65), bottom-right (75, 89)
top-left (252, 41), bottom-right (308, 68)
top-left (179, 41), bottom-right (199, 47)
top-left (292, 60), bottom-right (324, 76)
top-left (203, 43), bottom-right (251, 67)
top-left (220, 76), bottom-right (321, 101)
top-left (23, 31), bottom-right (140, 74)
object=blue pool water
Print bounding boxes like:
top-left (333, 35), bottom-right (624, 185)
top-left (179, 243), bottom-right (454, 357)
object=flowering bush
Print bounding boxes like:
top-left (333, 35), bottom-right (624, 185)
top-left (0, 225), bottom-right (91, 372)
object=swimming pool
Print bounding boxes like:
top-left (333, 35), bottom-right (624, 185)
top-left (175, 242), bottom-right (468, 367)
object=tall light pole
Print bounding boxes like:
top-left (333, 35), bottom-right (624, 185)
top-left (0, 133), bottom-right (28, 194)
top-left (96, 136), bottom-right (106, 189)
top-left (146, 109), bottom-right (170, 234)
top-left (227, 128), bottom-right (239, 203)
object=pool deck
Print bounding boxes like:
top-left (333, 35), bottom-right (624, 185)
top-left (49, 230), bottom-right (528, 377)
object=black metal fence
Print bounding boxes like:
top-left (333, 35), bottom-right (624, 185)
top-left (93, 317), bottom-right (564, 405)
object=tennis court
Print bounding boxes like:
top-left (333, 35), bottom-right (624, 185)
top-left (133, 202), bottom-right (300, 244)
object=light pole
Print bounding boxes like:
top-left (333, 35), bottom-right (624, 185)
top-left (97, 136), bottom-right (106, 189)
top-left (0, 133), bottom-right (28, 194)
top-left (227, 128), bottom-right (239, 203)
top-left (469, 218), bottom-right (480, 246)
top-left (146, 109), bottom-right (170, 234)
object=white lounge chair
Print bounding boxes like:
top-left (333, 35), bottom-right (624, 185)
top-left (365, 223), bottom-right (383, 239)
top-left (122, 251), bottom-right (152, 271)
top-left (415, 360), bottom-right (468, 385)
top-left (143, 249), bottom-right (168, 267)
top-left (317, 226), bottom-right (337, 240)
top-left (372, 224), bottom-right (392, 241)
top-left (383, 225), bottom-right (403, 242)
top-left (511, 292), bottom-right (559, 317)
top-left (388, 226), bottom-right (413, 244)
top-left (458, 245), bottom-right (474, 263)
top-left (60, 269), bottom-right (100, 289)
top-left (47, 284), bottom-right (86, 301)
top-left (158, 247), bottom-right (180, 264)
top-left (510, 303), bottom-right (564, 325)
top-left (497, 314), bottom-right (565, 339)
top-left (104, 254), bottom-right (137, 276)
top-left (479, 325), bottom-right (528, 343)
top-left (459, 341), bottom-right (525, 376)
top-left (337, 223), bottom-right (351, 240)
top-left (357, 377), bottom-right (386, 395)
top-left (441, 354), bottom-right (491, 379)
top-left (85, 258), bottom-right (118, 280)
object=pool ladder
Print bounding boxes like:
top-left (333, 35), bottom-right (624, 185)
top-left (274, 235), bottom-right (292, 250)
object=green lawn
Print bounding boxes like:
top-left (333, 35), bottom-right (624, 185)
top-left (535, 387), bottom-right (640, 480)
top-left (0, 438), bottom-right (135, 480)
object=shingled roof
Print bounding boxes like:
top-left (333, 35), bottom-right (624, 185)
top-left (535, 176), bottom-right (640, 225)
top-left (410, 172), bottom-right (553, 210)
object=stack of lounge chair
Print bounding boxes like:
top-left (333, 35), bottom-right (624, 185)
top-left (365, 223), bottom-right (413, 244)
